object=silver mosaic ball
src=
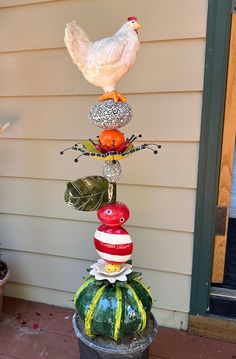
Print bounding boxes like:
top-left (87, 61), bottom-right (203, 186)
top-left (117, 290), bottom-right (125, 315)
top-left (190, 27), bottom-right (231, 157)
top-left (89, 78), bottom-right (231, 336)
top-left (89, 100), bottom-right (132, 129)
top-left (103, 161), bottom-right (122, 183)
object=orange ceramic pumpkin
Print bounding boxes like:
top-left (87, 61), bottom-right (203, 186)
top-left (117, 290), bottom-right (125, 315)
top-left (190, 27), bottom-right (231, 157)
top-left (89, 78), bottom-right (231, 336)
top-left (99, 130), bottom-right (125, 148)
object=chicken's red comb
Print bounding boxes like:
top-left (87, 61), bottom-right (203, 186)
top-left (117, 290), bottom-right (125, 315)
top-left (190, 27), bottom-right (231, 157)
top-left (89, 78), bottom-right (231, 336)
top-left (127, 16), bottom-right (137, 22)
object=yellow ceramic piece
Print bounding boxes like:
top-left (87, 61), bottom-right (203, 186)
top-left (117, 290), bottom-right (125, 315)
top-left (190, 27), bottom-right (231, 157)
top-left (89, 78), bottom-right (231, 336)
top-left (105, 263), bottom-right (121, 272)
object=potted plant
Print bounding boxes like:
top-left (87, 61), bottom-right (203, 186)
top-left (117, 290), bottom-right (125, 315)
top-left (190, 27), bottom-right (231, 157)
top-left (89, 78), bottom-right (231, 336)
top-left (0, 247), bottom-right (10, 317)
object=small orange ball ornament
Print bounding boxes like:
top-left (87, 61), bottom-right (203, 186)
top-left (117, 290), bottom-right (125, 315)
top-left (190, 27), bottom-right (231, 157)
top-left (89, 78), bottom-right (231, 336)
top-left (99, 130), bottom-right (125, 148)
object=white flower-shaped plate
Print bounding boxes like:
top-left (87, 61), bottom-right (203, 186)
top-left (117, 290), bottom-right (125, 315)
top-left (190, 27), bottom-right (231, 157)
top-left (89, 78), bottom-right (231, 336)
top-left (90, 259), bottom-right (132, 283)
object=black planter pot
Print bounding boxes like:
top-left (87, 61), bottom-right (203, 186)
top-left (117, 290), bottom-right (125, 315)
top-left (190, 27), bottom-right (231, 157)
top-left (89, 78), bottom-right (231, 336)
top-left (72, 313), bottom-right (158, 359)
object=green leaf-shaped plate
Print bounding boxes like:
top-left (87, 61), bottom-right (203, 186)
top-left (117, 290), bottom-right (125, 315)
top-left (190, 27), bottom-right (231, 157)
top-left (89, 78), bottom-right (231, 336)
top-left (64, 175), bottom-right (116, 211)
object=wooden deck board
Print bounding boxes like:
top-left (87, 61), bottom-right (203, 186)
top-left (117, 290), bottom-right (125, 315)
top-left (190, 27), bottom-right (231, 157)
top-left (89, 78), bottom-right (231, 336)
top-left (0, 297), bottom-right (236, 358)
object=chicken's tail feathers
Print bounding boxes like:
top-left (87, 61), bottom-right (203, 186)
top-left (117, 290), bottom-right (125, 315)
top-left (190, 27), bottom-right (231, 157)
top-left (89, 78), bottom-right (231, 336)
top-left (64, 21), bottom-right (91, 68)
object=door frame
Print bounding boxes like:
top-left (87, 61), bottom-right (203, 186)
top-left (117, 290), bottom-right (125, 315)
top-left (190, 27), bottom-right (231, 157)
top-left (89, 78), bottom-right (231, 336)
top-left (190, 0), bottom-right (232, 316)
top-left (212, 11), bottom-right (236, 284)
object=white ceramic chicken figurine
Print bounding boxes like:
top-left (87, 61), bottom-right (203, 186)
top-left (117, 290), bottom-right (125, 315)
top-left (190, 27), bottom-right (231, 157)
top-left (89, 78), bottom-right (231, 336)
top-left (64, 17), bottom-right (141, 103)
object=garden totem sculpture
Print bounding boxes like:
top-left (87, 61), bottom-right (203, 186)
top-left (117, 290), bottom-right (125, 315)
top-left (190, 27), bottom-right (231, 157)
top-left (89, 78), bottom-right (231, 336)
top-left (61, 17), bottom-right (161, 341)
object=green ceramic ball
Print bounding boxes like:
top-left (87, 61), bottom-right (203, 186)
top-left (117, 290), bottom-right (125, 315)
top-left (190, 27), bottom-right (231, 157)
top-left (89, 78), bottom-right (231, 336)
top-left (74, 274), bottom-right (153, 341)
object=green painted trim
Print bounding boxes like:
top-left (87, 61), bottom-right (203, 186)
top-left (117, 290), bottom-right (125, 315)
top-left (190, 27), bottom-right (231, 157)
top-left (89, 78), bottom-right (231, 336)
top-left (190, 0), bottom-right (232, 316)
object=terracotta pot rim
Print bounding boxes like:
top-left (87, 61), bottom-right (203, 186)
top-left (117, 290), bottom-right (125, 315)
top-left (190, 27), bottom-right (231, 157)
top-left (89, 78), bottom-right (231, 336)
top-left (0, 261), bottom-right (10, 286)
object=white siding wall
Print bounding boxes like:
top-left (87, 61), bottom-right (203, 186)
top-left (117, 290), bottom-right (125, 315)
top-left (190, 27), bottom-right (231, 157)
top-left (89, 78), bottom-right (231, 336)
top-left (0, 0), bottom-right (208, 329)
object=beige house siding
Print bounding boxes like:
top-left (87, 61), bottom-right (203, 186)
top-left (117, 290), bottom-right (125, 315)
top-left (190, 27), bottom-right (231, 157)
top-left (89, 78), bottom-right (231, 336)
top-left (0, 0), bottom-right (208, 329)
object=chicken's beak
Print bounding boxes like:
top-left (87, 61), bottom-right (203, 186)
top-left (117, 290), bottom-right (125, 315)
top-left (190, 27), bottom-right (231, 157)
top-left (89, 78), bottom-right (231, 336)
top-left (135, 22), bottom-right (142, 30)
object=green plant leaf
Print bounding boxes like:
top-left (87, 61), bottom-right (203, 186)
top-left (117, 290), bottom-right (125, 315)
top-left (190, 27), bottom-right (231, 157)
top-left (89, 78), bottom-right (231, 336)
top-left (64, 175), bottom-right (116, 211)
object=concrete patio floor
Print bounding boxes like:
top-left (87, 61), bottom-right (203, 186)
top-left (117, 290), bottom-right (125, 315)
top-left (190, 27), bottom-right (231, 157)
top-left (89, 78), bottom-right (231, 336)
top-left (0, 297), bottom-right (236, 359)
